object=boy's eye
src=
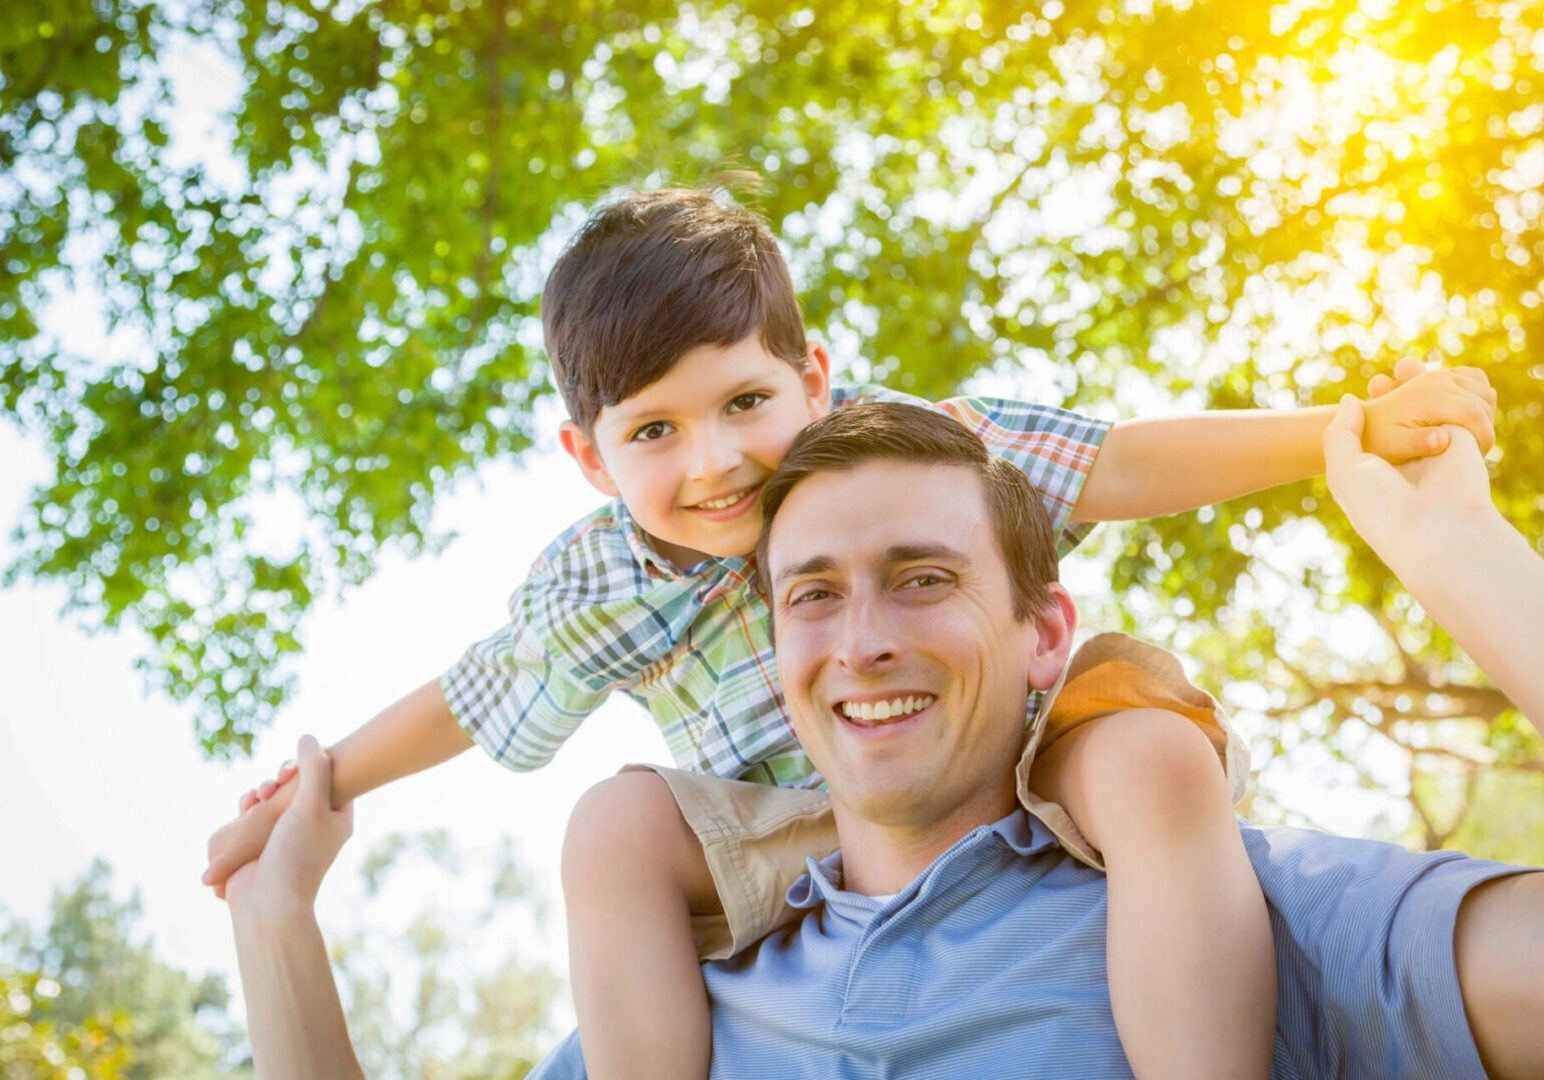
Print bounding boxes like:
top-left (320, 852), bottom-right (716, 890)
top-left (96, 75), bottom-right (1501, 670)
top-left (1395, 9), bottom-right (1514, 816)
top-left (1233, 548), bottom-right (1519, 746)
top-left (727, 392), bottom-right (770, 414)
top-left (788, 586), bottom-right (834, 607)
top-left (630, 420), bottom-right (672, 442)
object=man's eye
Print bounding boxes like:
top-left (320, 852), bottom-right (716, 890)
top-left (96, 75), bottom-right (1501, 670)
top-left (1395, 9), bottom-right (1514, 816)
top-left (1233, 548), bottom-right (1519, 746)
top-left (727, 392), bottom-right (769, 414)
top-left (631, 421), bottom-right (671, 442)
top-left (901, 573), bottom-right (946, 589)
top-left (789, 587), bottom-right (832, 606)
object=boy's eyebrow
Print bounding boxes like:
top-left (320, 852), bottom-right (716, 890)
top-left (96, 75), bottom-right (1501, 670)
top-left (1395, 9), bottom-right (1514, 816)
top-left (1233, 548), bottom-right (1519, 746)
top-left (606, 376), bottom-right (771, 425)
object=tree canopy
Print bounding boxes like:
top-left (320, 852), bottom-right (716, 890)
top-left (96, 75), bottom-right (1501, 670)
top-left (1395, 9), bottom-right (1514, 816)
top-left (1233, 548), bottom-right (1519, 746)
top-left (3, 0), bottom-right (1541, 854)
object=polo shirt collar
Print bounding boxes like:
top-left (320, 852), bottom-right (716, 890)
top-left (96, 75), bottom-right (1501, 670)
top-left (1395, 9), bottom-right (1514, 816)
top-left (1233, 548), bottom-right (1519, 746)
top-left (786, 808), bottom-right (1060, 913)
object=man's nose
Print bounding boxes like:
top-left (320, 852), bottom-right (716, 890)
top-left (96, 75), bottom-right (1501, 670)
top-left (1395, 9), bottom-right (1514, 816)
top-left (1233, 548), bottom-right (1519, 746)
top-left (686, 424), bottom-right (743, 481)
top-left (835, 593), bottom-right (899, 674)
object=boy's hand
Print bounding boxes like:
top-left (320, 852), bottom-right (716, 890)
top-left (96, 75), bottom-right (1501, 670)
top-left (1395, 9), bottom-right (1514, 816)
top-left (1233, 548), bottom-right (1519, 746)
top-left (204, 771), bottom-right (299, 899)
top-left (1359, 359), bottom-right (1495, 463)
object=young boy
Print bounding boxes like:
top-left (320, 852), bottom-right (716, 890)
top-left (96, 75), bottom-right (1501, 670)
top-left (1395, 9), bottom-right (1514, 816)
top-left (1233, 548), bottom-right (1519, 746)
top-left (205, 188), bottom-right (1496, 1079)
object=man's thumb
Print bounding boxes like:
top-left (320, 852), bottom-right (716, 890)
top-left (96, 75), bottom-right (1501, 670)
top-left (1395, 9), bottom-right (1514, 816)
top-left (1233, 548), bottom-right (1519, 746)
top-left (292, 734), bottom-right (333, 813)
top-left (1323, 394), bottom-right (1366, 470)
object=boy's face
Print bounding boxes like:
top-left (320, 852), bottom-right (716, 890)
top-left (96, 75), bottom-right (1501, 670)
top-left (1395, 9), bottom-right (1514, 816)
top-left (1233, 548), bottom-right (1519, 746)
top-left (560, 335), bottom-right (832, 568)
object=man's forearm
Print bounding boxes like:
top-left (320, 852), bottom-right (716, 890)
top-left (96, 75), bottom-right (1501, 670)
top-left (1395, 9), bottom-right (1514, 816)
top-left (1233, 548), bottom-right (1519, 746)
top-left (327, 678), bottom-right (474, 805)
top-left (231, 896), bottom-right (366, 1080)
top-left (1372, 508), bottom-right (1544, 722)
top-left (1073, 407), bottom-right (1333, 522)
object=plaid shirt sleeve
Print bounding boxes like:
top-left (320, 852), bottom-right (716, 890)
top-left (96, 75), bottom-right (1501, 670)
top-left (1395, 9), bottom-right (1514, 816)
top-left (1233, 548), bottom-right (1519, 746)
top-left (835, 385), bottom-right (1111, 555)
top-left (439, 506), bottom-right (659, 771)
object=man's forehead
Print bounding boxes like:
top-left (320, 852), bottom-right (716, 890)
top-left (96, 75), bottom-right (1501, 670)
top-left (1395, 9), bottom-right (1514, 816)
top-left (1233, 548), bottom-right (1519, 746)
top-left (766, 460), bottom-right (988, 576)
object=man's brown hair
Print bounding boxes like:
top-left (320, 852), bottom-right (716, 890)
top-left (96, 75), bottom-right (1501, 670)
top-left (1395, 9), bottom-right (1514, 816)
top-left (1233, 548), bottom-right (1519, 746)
top-left (541, 188), bottom-right (808, 432)
top-left (755, 403), bottom-right (1060, 621)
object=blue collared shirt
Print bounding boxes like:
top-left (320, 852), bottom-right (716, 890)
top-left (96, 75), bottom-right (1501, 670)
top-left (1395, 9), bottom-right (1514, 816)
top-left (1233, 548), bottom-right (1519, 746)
top-left (531, 813), bottom-right (1523, 1079)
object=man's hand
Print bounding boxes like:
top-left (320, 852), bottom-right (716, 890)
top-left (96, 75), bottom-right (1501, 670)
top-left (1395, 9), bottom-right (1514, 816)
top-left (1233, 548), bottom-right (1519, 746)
top-left (1359, 359), bottom-right (1495, 463)
top-left (1323, 394), bottom-right (1496, 560)
top-left (203, 771), bottom-right (297, 900)
top-left (224, 734), bottom-right (353, 915)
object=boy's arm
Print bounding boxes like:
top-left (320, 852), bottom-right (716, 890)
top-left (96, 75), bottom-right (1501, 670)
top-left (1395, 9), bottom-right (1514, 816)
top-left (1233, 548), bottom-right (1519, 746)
top-left (204, 679), bottom-right (472, 890)
top-left (327, 678), bottom-right (473, 804)
top-left (1071, 365), bottom-right (1495, 522)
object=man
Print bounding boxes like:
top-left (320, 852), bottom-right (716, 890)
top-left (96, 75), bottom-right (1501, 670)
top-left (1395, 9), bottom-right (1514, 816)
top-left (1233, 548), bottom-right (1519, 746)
top-left (227, 398), bottom-right (1544, 1079)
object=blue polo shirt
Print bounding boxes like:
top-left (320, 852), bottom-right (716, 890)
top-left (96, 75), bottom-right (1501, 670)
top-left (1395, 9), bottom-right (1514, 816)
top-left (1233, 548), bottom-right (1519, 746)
top-left (531, 813), bottom-right (1526, 1079)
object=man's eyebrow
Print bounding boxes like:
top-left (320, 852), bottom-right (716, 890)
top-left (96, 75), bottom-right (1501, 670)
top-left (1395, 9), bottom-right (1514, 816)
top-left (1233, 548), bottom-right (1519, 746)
top-left (774, 554), bottom-right (837, 587)
top-left (773, 544), bottom-right (966, 588)
top-left (885, 543), bottom-right (967, 565)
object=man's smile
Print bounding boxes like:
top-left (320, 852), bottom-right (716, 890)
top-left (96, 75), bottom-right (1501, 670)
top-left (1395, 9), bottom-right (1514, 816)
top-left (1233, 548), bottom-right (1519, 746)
top-left (835, 693), bottom-right (937, 728)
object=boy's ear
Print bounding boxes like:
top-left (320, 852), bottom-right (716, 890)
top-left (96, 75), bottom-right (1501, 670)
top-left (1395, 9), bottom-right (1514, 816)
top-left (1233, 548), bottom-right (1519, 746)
top-left (802, 341), bottom-right (833, 420)
top-left (559, 420), bottom-right (621, 497)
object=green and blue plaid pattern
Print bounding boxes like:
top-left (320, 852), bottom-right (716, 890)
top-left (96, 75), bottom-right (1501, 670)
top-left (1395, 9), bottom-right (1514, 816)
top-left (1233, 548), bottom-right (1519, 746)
top-left (440, 385), bottom-right (1110, 788)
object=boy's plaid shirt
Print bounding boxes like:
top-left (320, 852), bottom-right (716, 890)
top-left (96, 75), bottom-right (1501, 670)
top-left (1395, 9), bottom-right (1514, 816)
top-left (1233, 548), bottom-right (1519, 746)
top-left (440, 385), bottom-right (1111, 789)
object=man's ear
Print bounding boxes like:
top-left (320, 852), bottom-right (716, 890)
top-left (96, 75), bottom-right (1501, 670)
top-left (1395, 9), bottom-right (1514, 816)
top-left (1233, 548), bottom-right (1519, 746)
top-left (559, 420), bottom-right (620, 497)
top-left (802, 341), bottom-right (833, 420)
top-left (1026, 583), bottom-right (1078, 692)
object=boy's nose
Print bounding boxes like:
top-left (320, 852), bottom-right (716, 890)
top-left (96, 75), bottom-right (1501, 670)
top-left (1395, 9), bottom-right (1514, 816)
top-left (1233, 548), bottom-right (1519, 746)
top-left (687, 427), bottom-right (743, 480)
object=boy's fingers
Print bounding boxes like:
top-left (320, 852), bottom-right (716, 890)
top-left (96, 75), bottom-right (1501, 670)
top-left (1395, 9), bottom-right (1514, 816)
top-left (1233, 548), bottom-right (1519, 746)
top-left (1366, 373), bottom-right (1395, 398)
top-left (1449, 366), bottom-right (1496, 404)
top-left (257, 779), bottom-right (279, 801)
top-left (1393, 356), bottom-right (1428, 383)
top-left (238, 789), bottom-right (258, 813)
top-left (1448, 397), bottom-right (1496, 452)
top-left (202, 851), bottom-right (240, 887)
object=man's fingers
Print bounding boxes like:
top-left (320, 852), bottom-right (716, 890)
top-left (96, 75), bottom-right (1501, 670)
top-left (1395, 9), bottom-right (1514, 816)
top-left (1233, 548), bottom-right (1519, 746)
top-left (292, 734), bottom-right (334, 815)
top-left (1323, 395), bottom-right (1368, 472)
top-left (239, 789), bottom-right (259, 813)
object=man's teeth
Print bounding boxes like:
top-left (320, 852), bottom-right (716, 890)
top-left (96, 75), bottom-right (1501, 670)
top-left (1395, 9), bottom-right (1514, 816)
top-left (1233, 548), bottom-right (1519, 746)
top-left (696, 490), bottom-right (749, 510)
top-left (840, 695), bottom-right (935, 722)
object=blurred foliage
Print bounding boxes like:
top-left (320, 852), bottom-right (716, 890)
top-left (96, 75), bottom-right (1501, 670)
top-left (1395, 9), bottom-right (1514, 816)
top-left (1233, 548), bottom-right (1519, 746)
top-left (0, 971), bottom-right (129, 1080)
top-left (0, 841), bottom-right (560, 1079)
top-left (2, 0), bottom-right (1541, 852)
top-left (0, 862), bottom-right (248, 1080)
top-left (329, 830), bottom-right (562, 1080)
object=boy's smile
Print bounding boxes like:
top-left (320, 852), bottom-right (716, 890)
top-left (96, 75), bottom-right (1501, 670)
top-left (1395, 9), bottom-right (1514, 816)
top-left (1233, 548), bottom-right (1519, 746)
top-left (560, 335), bottom-right (832, 569)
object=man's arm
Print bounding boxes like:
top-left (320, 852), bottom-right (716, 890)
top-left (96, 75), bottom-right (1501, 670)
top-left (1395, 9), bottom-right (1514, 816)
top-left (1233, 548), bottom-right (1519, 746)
top-left (1072, 365), bottom-right (1495, 522)
top-left (227, 736), bottom-right (367, 1080)
top-left (1323, 395), bottom-right (1544, 720)
top-left (1323, 395), bottom-right (1544, 1080)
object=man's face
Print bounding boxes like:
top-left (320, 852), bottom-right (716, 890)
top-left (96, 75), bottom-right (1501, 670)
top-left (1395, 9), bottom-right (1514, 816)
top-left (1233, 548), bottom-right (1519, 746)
top-left (766, 460), bottom-right (1069, 834)
top-left (560, 336), bottom-right (831, 569)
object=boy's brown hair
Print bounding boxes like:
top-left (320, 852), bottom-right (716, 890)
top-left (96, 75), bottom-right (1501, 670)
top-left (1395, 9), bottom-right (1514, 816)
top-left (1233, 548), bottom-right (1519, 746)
top-left (541, 187), bottom-right (808, 432)
top-left (755, 403), bottom-right (1060, 622)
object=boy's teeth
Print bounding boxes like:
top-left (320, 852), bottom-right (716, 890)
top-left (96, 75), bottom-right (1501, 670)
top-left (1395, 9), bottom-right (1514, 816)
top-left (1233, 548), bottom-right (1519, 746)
top-left (840, 695), bottom-right (934, 722)
top-left (697, 490), bottom-right (748, 510)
